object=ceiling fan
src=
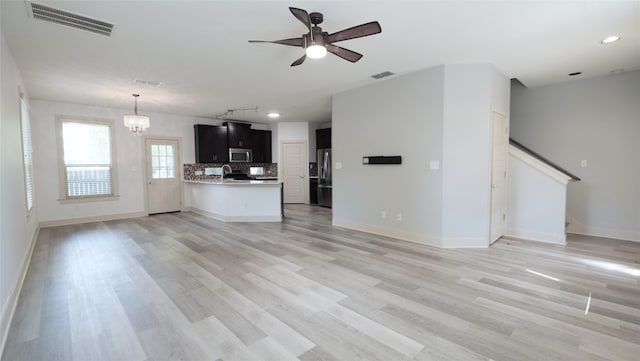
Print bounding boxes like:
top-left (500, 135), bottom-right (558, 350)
top-left (249, 7), bottom-right (382, 67)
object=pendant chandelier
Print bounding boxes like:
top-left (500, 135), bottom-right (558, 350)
top-left (123, 94), bottom-right (150, 135)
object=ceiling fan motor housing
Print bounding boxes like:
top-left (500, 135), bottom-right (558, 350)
top-left (309, 12), bottom-right (323, 25)
top-left (306, 27), bottom-right (328, 47)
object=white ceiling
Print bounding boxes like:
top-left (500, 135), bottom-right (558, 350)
top-left (2, 1), bottom-right (639, 124)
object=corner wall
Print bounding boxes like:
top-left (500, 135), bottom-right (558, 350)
top-left (441, 64), bottom-right (510, 247)
top-left (510, 71), bottom-right (640, 241)
top-left (332, 64), bottom-right (510, 248)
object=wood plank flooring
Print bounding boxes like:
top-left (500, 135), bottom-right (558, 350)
top-left (3, 205), bottom-right (639, 361)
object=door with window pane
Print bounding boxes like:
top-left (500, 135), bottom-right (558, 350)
top-left (145, 138), bottom-right (181, 214)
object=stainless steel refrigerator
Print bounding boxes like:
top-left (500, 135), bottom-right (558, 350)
top-left (317, 148), bottom-right (332, 208)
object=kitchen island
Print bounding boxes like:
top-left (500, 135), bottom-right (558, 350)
top-left (184, 179), bottom-right (282, 222)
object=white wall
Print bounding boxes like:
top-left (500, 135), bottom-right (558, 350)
top-left (30, 99), bottom-right (218, 224)
top-left (0, 34), bottom-right (39, 352)
top-left (511, 71), bottom-right (640, 242)
top-left (441, 64), bottom-right (510, 247)
top-left (507, 148), bottom-right (569, 244)
top-left (333, 66), bottom-right (445, 245)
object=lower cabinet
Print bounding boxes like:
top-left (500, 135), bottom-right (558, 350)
top-left (310, 178), bottom-right (318, 204)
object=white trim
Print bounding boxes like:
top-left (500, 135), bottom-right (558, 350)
top-left (55, 115), bottom-right (119, 200)
top-left (509, 145), bottom-right (571, 185)
top-left (506, 228), bottom-right (567, 245)
top-left (185, 207), bottom-right (282, 222)
top-left (566, 215), bottom-right (640, 243)
top-left (0, 227), bottom-right (39, 356)
top-left (38, 211), bottom-right (146, 228)
top-left (332, 220), bottom-right (441, 248)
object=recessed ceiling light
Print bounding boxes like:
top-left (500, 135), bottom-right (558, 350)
top-left (601, 35), bottom-right (620, 44)
top-left (267, 112), bottom-right (280, 118)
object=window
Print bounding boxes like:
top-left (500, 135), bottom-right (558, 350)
top-left (20, 98), bottom-right (34, 212)
top-left (56, 116), bottom-right (117, 200)
top-left (150, 144), bottom-right (175, 179)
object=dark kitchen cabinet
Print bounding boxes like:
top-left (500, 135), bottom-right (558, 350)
top-left (212, 125), bottom-right (228, 162)
top-left (316, 128), bottom-right (331, 149)
top-left (251, 129), bottom-right (272, 163)
top-left (310, 178), bottom-right (318, 204)
top-left (194, 124), bottom-right (228, 163)
top-left (224, 122), bottom-right (252, 149)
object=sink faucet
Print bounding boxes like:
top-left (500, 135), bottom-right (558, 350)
top-left (221, 164), bottom-right (232, 178)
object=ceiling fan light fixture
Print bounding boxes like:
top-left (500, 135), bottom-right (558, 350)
top-left (306, 44), bottom-right (327, 59)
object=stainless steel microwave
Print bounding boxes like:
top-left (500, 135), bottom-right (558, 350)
top-left (229, 148), bottom-right (252, 163)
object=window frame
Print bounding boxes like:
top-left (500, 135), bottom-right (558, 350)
top-left (55, 115), bottom-right (119, 202)
top-left (19, 95), bottom-right (34, 214)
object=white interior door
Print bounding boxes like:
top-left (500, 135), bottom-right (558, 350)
top-left (281, 141), bottom-right (306, 203)
top-left (145, 138), bottom-right (181, 214)
top-left (490, 111), bottom-right (509, 244)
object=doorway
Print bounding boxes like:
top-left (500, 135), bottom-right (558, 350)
top-left (490, 110), bottom-right (509, 244)
top-left (281, 141), bottom-right (307, 203)
top-left (145, 138), bottom-right (182, 214)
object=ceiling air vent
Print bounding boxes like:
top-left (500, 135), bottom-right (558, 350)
top-left (27, 2), bottom-right (113, 36)
top-left (371, 71), bottom-right (395, 80)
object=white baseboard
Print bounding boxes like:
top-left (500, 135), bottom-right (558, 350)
top-left (506, 228), bottom-right (567, 245)
top-left (331, 220), bottom-right (441, 248)
top-left (38, 211), bottom-right (147, 228)
top-left (1, 226), bottom-right (39, 356)
top-left (566, 216), bottom-right (640, 243)
top-left (185, 207), bottom-right (282, 222)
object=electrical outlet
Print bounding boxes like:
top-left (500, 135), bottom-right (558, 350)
top-left (381, 211), bottom-right (387, 219)
top-left (397, 213), bottom-right (402, 221)
top-left (195, 170), bottom-right (203, 176)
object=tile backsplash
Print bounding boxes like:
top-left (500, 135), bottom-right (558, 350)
top-left (184, 163), bottom-right (277, 181)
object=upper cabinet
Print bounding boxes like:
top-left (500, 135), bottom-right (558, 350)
top-left (194, 124), bottom-right (228, 163)
top-left (316, 128), bottom-right (331, 149)
top-left (225, 122), bottom-right (252, 149)
top-left (195, 123), bottom-right (272, 163)
top-left (251, 129), bottom-right (272, 163)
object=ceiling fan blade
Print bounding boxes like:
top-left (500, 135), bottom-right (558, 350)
top-left (289, 7), bottom-right (311, 32)
top-left (291, 54), bottom-right (306, 67)
top-left (248, 37), bottom-right (304, 47)
top-left (325, 44), bottom-right (363, 63)
top-left (327, 21), bottom-right (381, 43)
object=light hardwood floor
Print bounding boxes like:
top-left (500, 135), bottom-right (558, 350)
top-left (3, 205), bottom-right (639, 361)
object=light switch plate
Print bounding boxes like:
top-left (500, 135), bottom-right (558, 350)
top-left (429, 160), bottom-right (440, 170)
top-left (580, 160), bottom-right (588, 168)
top-left (335, 162), bottom-right (343, 169)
